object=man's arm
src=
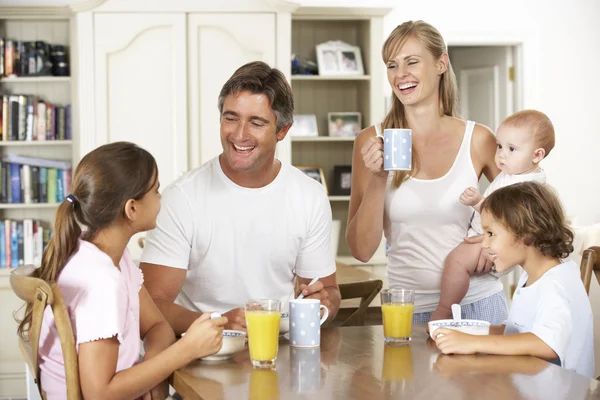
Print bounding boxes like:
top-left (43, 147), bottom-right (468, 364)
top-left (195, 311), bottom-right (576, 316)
top-left (140, 262), bottom-right (201, 336)
top-left (297, 272), bottom-right (340, 322)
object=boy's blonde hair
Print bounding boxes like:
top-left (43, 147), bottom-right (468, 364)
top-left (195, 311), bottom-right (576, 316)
top-left (481, 181), bottom-right (573, 259)
top-left (501, 109), bottom-right (555, 157)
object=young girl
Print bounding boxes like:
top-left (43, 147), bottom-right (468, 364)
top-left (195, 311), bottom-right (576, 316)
top-left (433, 181), bottom-right (594, 378)
top-left (18, 142), bottom-right (228, 399)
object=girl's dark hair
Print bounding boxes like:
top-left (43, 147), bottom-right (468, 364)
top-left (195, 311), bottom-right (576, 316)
top-left (17, 141), bottom-right (157, 339)
top-left (481, 181), bottom-right (574, 259)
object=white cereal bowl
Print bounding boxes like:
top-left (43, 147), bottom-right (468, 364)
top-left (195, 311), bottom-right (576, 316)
top-left (280, 312), bottom-right (290, 334)
top-left (182, 329), bottom-right (247, 361)
top-left (428, 319), bottom-right (490, 339)
top-left (202, 330), bottom-right (247, 361)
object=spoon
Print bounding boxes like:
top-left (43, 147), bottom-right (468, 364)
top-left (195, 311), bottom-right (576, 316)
top-left (297, 276), bottom-right (319, 300)
top-left (451, 304), bottom-right (462, 322)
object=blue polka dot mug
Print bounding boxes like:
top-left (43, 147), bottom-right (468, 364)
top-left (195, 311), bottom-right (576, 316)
top-left (289, 299), bottom-right (329, 347)
top-left (377, 128), bottom-right (412, 171)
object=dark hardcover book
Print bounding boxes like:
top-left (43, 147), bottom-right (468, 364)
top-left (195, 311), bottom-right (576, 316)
top-left (65, 104), bottom-right (71, 140)
top-left (31, 166), bottom-right (39, 203)
top-left (17, 220), bottom-right (24, 266)
top-left (10, 96), bottom-right (19, 140)
top-left (56, 106), bottom-right (65, 140)
top-left (14, 41), bottom-right (23, 76)
top-left (39, 167), bottom-right (47, 203)
top-left (19, 165), bottom-right (24, 203)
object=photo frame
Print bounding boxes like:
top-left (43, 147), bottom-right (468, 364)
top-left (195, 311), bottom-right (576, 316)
top-left (328, 112), bottom-right (361, 137)
top-left (296, 166), bottom-right (328, 194)
top-left (316, 41), bottom-right (365, 76)
top-left (288, 114), bottom-right (319, 137)
top-left (332, 165), bottom-right (352, 196)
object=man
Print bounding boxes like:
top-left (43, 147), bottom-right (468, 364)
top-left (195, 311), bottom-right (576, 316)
top-left (140, 61), bottom-right (340, 334)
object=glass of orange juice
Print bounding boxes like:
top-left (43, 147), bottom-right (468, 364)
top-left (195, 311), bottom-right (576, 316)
top-left (245, 299), bottom-right (281, 368)
top-left (380, 289), bottom-right (415, 345)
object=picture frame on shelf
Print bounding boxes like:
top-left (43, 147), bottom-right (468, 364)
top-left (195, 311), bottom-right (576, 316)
top-left (288, 114), bottom-right (319, 137)
top-left (332, 165), bottom-right (352, 196)
top-left (316, 41), bottom-right (365, 76)
top-left (327, 112), bottom-right (361, 137)
top-left (296, 165), bottom-right (328, 194)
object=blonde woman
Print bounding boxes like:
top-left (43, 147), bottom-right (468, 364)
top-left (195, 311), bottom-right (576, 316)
top-left (347, 20), bottom-right (506, 324)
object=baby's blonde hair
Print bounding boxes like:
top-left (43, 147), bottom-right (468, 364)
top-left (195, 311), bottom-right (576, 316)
top-left (501, 109), bottom-right (555, 157)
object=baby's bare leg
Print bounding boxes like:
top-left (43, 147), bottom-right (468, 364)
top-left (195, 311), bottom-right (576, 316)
top-left (431, 242), bottom-right (483, 321)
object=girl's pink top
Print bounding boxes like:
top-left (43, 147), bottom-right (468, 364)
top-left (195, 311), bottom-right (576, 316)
top-left (38, 239), bottom-right (143, 398)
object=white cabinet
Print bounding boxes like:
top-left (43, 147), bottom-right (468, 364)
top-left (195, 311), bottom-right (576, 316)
top-left (92, 13), bottom-right (188, 187)
top-left (187, 13), bottom-right (276, 168)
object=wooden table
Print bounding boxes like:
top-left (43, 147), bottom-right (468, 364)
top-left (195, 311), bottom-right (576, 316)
top-left (171, 326), bottom-right (600, 399)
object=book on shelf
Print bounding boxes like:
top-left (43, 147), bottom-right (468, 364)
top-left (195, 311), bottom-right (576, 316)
top-left (0, 159), bottom-right (71, 204)
top-left (0, 218), bottom-right (51, 269)
top-left (0, 95), bottom-right (71, 141)
top-left (1, 38), bottom-right (67, 78)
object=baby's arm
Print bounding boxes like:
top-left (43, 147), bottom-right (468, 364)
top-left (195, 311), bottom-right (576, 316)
top-left (459, 187), bottom-right (484, 212)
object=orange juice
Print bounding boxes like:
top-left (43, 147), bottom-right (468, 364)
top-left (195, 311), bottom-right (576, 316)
top-left (382, 344), bottom-right (414, 381)
top-left (382, 303), bottom-right (414, 339)
top-left (246, 310), bottom-right (281, 361)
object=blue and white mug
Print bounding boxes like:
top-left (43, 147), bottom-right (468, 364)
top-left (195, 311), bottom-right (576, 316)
top-left (289, 299), bottom-right (329, 347)
top-left (377, 128), bottom-right (412, 171)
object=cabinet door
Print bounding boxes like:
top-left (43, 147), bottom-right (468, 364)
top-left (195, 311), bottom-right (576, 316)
top-left (187, 13), bottom-right (276, 167)
top-left (93, 13), bottom-right (187, 188)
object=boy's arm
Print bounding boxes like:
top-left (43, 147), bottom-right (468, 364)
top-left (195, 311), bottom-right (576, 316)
top-left (434, 329), bottom-right (558, 360)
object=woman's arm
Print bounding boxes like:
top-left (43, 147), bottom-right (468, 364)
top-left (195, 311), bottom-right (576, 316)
top-left (489, 325), bottom-right (506, 335)
top-left (346, 126), bottom-right (389, 262)
top-left (471, 123), bottom-right (500, 182)
top-left (434, 329), bottom-right (558, 360)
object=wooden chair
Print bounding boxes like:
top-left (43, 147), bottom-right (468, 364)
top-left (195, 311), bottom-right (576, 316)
top-left (580, 247), bottom-right (600, 295)
top-left (336, 279), bottom-right (383, 326)
top-left (10, 265), bottom-right (81, 400)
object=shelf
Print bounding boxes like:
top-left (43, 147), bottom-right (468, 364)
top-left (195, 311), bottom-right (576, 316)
top-left (329, 196), bottom-right (350, 201)
top-left (291, 136), bottom-right (355, 142)
top-left (0, 203), bottom-right (58, 210)
top-left (291, 75), bottom-right (371, 81)
top-left (0, 140), bottom-right (72, 147)
top-left (0, 76), bottom-right (71, 83)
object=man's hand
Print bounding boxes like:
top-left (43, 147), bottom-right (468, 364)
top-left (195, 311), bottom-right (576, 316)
top-left (433, 328), bottom-right (480, 355)
top-left (459, 187), bottom-right (483, 207)
top-left (223, 308), bottom-right (246, 332)
top-left (297, 280), bottom-right (331, 314)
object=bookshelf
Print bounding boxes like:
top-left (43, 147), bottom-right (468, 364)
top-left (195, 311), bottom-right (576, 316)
top-left (0, 8), bottom-right (74, 399)
top-left (290, 7), bottom-right (390, 266)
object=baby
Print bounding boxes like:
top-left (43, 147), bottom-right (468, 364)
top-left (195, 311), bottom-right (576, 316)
top-left (431, 109), bottom-right (555, 321)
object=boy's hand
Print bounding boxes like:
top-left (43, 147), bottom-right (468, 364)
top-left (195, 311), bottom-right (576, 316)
top-left (460, 187), bottom-right (483, 207)
top-left (433, 329), bottom-right (480, 355)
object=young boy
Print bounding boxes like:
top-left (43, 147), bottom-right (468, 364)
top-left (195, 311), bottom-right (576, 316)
top-left (431, 110), bottom-right (555, 321)
top-left (433, 182), bottom-right (594, 378)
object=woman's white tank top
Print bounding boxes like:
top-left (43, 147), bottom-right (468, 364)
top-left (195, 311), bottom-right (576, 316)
top-left (380, 121), bottom-right (503, 313)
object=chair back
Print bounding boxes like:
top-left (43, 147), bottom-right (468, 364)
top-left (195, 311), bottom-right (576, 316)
top-left (581, 247), bottom-right (600, 295)
top-left (10, 265), bottom-right (81, 400)
top-left (338, 279), bottom-right (383, 326)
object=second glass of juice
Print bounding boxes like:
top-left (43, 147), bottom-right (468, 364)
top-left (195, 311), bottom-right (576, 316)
top-left (245, 299), bottom-right (281, 368)
top-left (380, 289), bottom-right (415, 345)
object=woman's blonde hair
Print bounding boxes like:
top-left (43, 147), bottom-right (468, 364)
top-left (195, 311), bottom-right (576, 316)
top-left (381, 20), bottom-right (458, 187)
top-left (481, 182), bottom-right (574, 259)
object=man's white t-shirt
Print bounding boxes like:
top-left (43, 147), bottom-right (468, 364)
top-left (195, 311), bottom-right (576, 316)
top-left (504, 260), bottom-right (594, 377)
top-left (140, 157), bottom-right (337, 313)
top-left (469, 169), bottom-right (546, 236)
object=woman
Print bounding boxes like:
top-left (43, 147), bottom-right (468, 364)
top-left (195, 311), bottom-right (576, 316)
top-left (346, 20), bottom-right (507, 324)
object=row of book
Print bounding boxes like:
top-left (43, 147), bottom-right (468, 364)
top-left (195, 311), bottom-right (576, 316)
top-left (0, 95), bottom-right (71, 141)
top-left (0, 38), bottom-right (69, 77)
top-left (0, 219), bottom-right (51, 269)
top-left (0, 155), bottom-right (72, 204)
